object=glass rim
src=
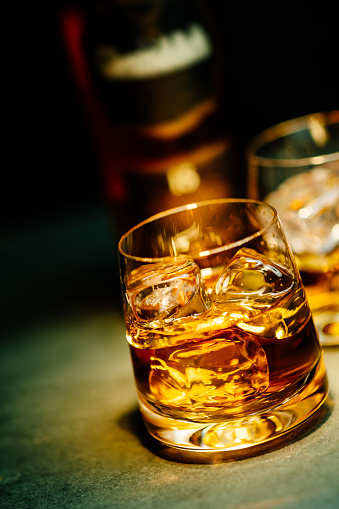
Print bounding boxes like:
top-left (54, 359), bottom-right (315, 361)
top-left (118, 198), bottom-right (278, 263)
top-left (246, 110), bottom-right (339, 168)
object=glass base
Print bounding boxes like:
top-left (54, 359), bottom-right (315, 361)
top-left (139, 354), bottom-right (328, 456)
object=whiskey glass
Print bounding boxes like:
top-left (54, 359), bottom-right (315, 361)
top-left (247, 111), bottom-right (339, 345)
top-left (118, 199), bottom-right (328, 456)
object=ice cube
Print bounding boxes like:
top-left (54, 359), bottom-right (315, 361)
top-left (213, 248), bottom-right (309, 340)
top-left (126, 258), bottom-right (210, 324)
top-left (214, 248), bottom-right (295, 314)
top-left (265, 167), bottom-right (339, 255)
top-left (149, 330), bottom-right (269, 411)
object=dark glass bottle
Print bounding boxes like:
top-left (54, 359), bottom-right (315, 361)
top-left (62, 0), bottom-right (245, 234)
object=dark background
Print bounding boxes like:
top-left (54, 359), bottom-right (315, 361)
top-left (2, 1), bottom-right (338, 234)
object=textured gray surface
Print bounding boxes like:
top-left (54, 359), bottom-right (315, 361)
top-left (1, 209), bottom-right (339, 509)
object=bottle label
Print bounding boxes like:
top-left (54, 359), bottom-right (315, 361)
top-left (96, 23), bottom-right (212, 80)
top-left (86, 0), bottom-right (216, 129)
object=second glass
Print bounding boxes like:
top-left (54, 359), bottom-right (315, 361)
top-left (118, 199), bottom-right (328, 456)
top-left (247, 111), bottom-right (339, 345)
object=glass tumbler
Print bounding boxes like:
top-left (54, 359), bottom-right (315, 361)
top-left (118, 199), bottom-right (328, 456)
top-left (247, 111), bottom-right (339, 345)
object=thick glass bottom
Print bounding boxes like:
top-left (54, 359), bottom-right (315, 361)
top-left (138, 354), bottom-right (328, 456)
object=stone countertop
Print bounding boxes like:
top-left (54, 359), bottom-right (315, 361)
top-left (1, 206), bottom-right (338, 509)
